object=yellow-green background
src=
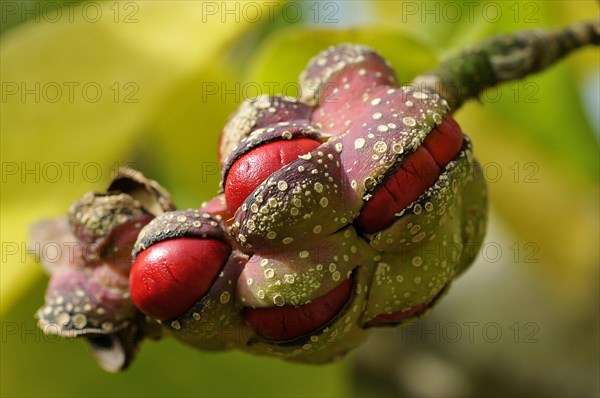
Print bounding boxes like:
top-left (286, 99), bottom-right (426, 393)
top-left (1, 1), bottom-right (598, 397)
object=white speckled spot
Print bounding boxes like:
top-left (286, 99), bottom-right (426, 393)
top-left (373, 141), bottom-right (387, 153)
top-left (220, 291), bottom-right (230, 304)
top-left (299, 250), bottom-right (309, 258)
top-left (277, 180), bottom-right (288, 191)
top-left (72, 313), bottom-right (87, 329)
top-left (264, 268), bottom-right (275, 279)
top-left (354, 138), bottom-right (365, 149)
top-left (372, 112), bottom-right (382, 120)
top-left (412, 232), bottom-right (426, 243)
top-left (412, 256), bottom-right (423, 267)
top-left (273, 294), bottom-right (285, 306)
top-left (403, 116), bottom-right (416, 127)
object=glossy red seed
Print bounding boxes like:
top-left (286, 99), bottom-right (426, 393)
top-left (130, 238), bottom-right (230, 320)
top-left (356, 116), bottom-right (464, 234)
top-left (244, 278), bottom-right (352, 341)
top-left (422, 116), bottom-right (464, 166)
top-left (224, 138), bottom-right (321, 213)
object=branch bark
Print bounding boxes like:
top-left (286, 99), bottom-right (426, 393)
top-left (413, 19), bottom-right (600, 112)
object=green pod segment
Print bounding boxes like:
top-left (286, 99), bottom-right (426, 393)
top-left (361, 138), bottom-right (487, 325)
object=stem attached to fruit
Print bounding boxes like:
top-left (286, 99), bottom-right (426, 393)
top-left (413, 19), bottom-right (600, 112)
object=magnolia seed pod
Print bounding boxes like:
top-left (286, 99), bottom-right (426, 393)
top-left (300, 44), bottom-right (397, 136)
top-left (34, 168), bottom-right (172, 372)
top-left (219, 94), bottom-right (313, 163)
top-left (221, 121), bottom-right (323, 216)
top-left (130, 209), bottom-right (232, 321)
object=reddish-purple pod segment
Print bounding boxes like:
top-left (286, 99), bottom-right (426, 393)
top-left (219, 95), bottom-right (313, 163)
top-left (300, 44), bottom-right (396, 106)
top-left (349, 94), bottom-right (463, 233)
top-left (66, 167), bottom-right (175, 269)
top-left (130, 238), bottom-right (230, 320)
top-left (130, 209), bottom-right (231, 320)
top-left (199, 195), bottom-right (232, 222)
top-left (244, 278), bottom-right (353, 341)
top-left (224, 137), bottom-right (322, 214)
top-left (300, 44), bottom-right (397, 136)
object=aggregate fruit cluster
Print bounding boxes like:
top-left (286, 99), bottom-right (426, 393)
top-left (35, 44), bottom-right (487, 370)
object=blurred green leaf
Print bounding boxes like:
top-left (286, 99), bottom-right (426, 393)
top-left (0, 1), bottom-right (273, 313)
top-left (0, 1), bottom-right (82, 35)
top-left (457, 103), bottom-right (599, 290)
top-left (244, 26), bottom-right (438, 91)
top-left (142, 65), bottom-right (238, 208)
top-left (486, 61), bottom-right (598, 181)
top-left (369, 1), bottom-right (599, 180)
top-left (479, 1), bottom-right (599, 181)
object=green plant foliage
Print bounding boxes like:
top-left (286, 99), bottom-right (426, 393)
top-left (245, 26), bottom-right (438, 91)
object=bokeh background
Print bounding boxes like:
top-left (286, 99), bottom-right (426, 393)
top-left (1, 1), bottom-right (598, 397)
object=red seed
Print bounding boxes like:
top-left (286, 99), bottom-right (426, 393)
top-left (356, 116), bottom-right (464, 234)
top-left (422, 115), bottom-right (464, 166)
top-left (218, 96), bottom-right (313, 163)
top-left (224, 138), bottom-right (321, 213)
top-left (244, 278), bottom-right (352, 341)
top-left (130, 238), bottom-right (230, 320)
